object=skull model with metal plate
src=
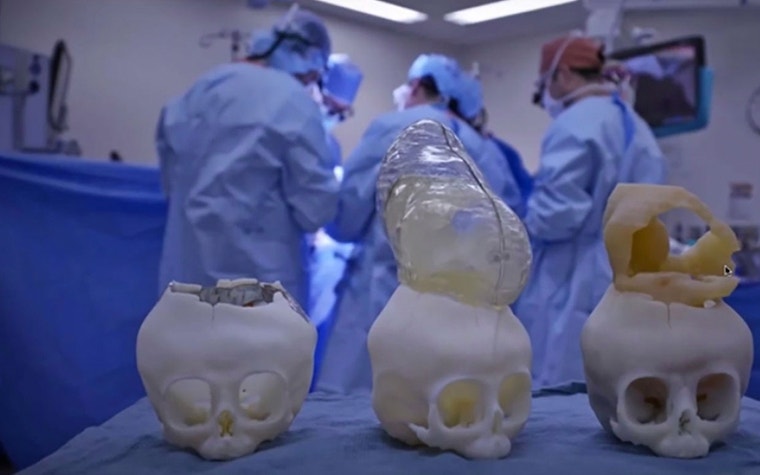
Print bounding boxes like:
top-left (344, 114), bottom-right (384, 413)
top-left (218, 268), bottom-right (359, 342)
top-left (367, 119), bottom-right (533, 459)
top-left (136, 278), bottom-right (316, 460)
top-left (581, 184), bottom-right (754, 459)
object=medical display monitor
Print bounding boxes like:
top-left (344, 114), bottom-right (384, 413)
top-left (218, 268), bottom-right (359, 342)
top-left (610, 36), bottom-right (708, 137)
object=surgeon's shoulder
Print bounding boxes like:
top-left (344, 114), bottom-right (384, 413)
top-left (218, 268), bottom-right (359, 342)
top-left (454, 119), bottom-right (486, 148)
top-left (212, 63), bottom-right (308, 102)
top-left (362, 109), bottom-right (410, 140)
top-left (560, 96), bottom-right (613, 122)
top-left (261, 66), bottom-right (310, 96)
top-left (551, 96), bottom-right (617, 140)
top-left (365, 106), bottom-right (449, 139)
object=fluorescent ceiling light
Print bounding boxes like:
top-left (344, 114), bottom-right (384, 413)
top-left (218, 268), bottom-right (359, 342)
top-left (444, 0), bottom-right (579, 25)
top-left (311, 0), bottom-right (428, 24)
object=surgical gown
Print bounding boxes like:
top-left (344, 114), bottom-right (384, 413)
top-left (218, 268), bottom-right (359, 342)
top-left (315, 104), bottom-right (518, 394)
top-left (156, 62), bottom-right (339, 308)
top-left (326, 132), bottom-right (342, 169)
top-left (491, 136), bottom-right (533, 216)
top-left (309, 131), bottom-right (354, 389)
top-left (513, 95), bottom-right (666, 389)
top-left (478, 135), bottom-right (524, 215)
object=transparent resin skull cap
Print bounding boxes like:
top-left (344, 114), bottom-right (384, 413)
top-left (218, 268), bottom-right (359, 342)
top-left (375, 119), bottom-right (531, 308)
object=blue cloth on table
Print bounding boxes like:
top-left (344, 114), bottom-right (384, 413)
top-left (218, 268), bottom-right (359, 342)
top-left (0, 152), bottom-right (167, 469)
top-left (18, 384), bottom-right (760, 475)
top-left (727, 280), bottom-right (760, 400)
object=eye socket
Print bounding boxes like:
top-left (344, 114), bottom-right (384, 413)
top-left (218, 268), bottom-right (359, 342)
top-left (436, 379), bottom-right (485, 428)
top-left (164, 378), bottom-right (212, 427)
top-left (696, 373), bottom-right (738, 422)
top-left (624, 377), bottom-right (669, 425)
top-left (238, 372), bottom-right (288, 422)
top-left (499, 373), bottom-right (531, 423)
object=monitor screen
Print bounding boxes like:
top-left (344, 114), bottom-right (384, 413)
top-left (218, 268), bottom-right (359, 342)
top-left (609, 36), bottom-right (705, 130)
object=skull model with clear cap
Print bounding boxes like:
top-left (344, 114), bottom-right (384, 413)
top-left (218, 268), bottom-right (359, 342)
top-left (367, 119), bottom-right (533, 459)
top-left (136, 278), bottom-right (316, 460)
top-left (581, 184), bottom-right (754, 459)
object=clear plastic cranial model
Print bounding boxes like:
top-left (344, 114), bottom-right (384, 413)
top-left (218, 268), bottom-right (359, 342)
top-left (136, 278), bottom-right (316, 461)
top-left (368, 119), bottom-right (533, 459)
top-left (376, 121), bottom-right (531, 307)
top-left (581, 184), bottom-right (754, 459)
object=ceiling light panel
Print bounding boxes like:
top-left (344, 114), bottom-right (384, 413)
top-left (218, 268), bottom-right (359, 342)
top-left (311, 0), bottom-right (428, 24)
top-left (444, 0), bottom-right (579, 25)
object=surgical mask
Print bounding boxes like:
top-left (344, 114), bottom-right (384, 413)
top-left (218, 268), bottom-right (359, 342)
top-left (307, 82), bottom-right (323, 103)
top-left (541, 88), bottom-right (565, 119)
top-left (393, 83), bottom-right (412, 111)
top-left (323, 114), bottom-right (340, 132)
top-left (542, 82), bottom-right (619, 119)
top-left (311, 84), bottom-right (340, 131)
top-left (540, 82), bottom-right (596, 119)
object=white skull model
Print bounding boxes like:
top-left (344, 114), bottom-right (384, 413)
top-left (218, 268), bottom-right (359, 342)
top-left (136, 278), bottom-right (316, 460)
top-left (581, 184), bottom-right (754, 459)
top-left (369, 119), bottom-right (533, 459)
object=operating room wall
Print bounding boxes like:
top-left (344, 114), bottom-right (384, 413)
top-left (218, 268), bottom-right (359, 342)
top-left (0, 0), bottom-right (453, 163)
top-left (462, 8), bottom-right (760, 225)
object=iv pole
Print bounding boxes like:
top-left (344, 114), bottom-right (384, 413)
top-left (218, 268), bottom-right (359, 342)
top-left (198, 29), bottom-right (250, 61)
top-left (583, 0), bottom-right (626, 53)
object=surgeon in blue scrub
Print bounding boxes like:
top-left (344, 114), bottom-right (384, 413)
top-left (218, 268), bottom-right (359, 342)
top-left (307, 54), bottom-right (363, 389)
top-left (513, 34), bottom-right (667, 389)
top-left (452, 72), bottom-right (528, 216)
top-left (489, 123), bottom-right (533, 215)
top-left (320, 54), bottom-right (364, 172)
top-left (316, 54), bottom-right (512, 394)
top-left (466, 104), bottom-right (534, 214)
top-left (155, 7), bottom-right (338, 308)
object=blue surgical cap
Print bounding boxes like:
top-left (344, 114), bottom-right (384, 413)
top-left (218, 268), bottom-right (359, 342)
top-left (248, 8), bottom-right (331, 76)
top-left (407, 54), bottom-right (462, 100)
top-left (323, 54), bottom-right (363, 105)
top-left (454, 73), bottom-right (484, 120)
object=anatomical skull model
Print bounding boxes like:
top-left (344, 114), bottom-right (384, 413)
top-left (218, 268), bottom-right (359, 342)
top-left (136, 278), bottom-right (316, 460)
top-left (581, 184), bottom-right (754, 459)
top-left (368, 119), bottom-right (533, 459)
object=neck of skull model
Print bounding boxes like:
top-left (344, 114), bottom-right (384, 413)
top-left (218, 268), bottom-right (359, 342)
top-left (401, 268), bottom-right (508, 310)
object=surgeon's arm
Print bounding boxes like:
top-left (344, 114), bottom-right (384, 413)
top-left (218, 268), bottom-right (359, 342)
top-left (631, 126), bottom-right (668, 185)
top-left (524, 125), bottom-right (594, 242)
top-left (282, 112), bottom-right (340, 233)
top-left (325, 121), bottom-right (390, 243)
top-left (481, 141), bottom-right (525, 217)
top-left (327, 133), bottom-right (342, 170)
